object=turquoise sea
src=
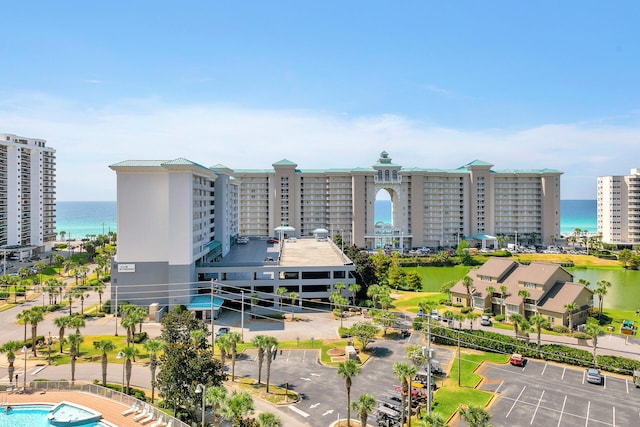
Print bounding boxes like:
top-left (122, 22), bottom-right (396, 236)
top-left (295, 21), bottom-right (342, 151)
top-left (56, 200), bottom-right (596, 240)
top-left (55, 201), bottom-right (116, 239)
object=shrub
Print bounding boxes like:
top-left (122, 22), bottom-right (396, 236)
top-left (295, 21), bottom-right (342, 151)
top-left (133, 332), bottom-right (148, 344)
top-left (494, 314), bottom-right (505, 322)
top-left (483, 311), bottom-right (494, 317)
top-left (439, 298), bottom-right (449, 305)
top-left (552, 325), bottom-right (570, 334)
top-left (572, 332), bottom-right (591, 340)
top-left (460, 307), bottom-right (471, 314)
top-left (452, 303), bottom-right (464, 308)
top-left (338, 326), bottom-right (351, 338)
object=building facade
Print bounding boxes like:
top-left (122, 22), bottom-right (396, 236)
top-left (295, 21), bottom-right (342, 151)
top-left (0, 133), bottom-right (56, 253)
top-left (233, 152), bottom-right (562, 249)
top-left (597, 168), bottom-right (640, 245)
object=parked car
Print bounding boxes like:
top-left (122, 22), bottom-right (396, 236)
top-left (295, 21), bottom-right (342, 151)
top-left (480, 315), bottom-right (492, 326)
top-left (267, 237), bottom-right (279, 243)
top-left (236, 237), bottom-right (249, 244)
top-left (431, 309), bottom-right (440, 320)
top-left (586, 368), bottom-right (603, 385)
top-left (509, 353), bottom-right (526, 366)
top-left (216, 327), bottom-right (230, 337)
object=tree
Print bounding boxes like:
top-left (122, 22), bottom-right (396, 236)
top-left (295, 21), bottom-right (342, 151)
top-left (349, 322), bottom-right (380, 351)
top-left (221, 390), bottom-right (254, 426)
top-left (499, 285), bottom-right (508, 316)
top-left (263, 336), bottom-right (278, 393)
top-left (351, 393), bottom-right (376, 427)
top-left (467, 311), bottom-right (479, 330)
top-left (288, 291), bottom-right (299, 320)
top-left (217, 334), bottom-right (232, 368)
top-left (68, 333), bottom-right (83, 385)
top-left (143, 338), bottom-right (164, 403)
top-left (462, 276), bottom-right (474, 308)
top-left (619, 249), bottom-right (634, 269)
top-left (1, 340), bottom-right (23, 385)
top-left (529, 314), bottom-right (549, 354)
top-left (405, 271), bottom-right (423, 291)
top-left (509, 313), bottom-right (523, 347)
top-left (205, 386), bottom-right (228, 427)
top-left (120, 345), bottom-right (139, 394)
top-left (564, 302), bottom-right (579, 332)
top-left (275, 286), bottom-right (287, 310)
top-left (252, 335), bottom-right (268, 384)
top-left (595, 280), bottom-right (612, 320)
top-left (68, 314), bottom-right (86, 334)
top-left (227, 331), bottom-right (243, 382)
top-left (16, 310), bottom-right (28, 343)
top-left (348, 283), bottom-right (361, 305)
top-left (584, 320), bottom-right (601, 367)
top-left (257, 412), bottom-right (282, 427)
top-left (373, 310), bottom-right (397, 335)
top-left (459, 405), bottom-right (493, 427)
top-left (421, 412), bottom-right (446, 427)
top-left (93, 339), bottom-right (116, 387)
top-left (517, 289), bottom-right (530, 316)
top-left (337, 359), bottom-right (361, 427)
top-left (54, 315), bottom-right (72, 353)
top-left (405, 344), bottom-right (428, 368)
top-left (393, 361), bottom-right (417, 427)
top-left (24, 307), bottom-right (45, 356)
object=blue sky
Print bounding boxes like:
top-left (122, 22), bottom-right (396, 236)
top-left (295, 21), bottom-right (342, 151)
top-left (2, 1), bottom-right (640, 200)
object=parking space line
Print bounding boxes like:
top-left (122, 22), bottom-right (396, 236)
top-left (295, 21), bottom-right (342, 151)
top-left (626, 379), bottom-right (629, 394)
top-left (289, 405), bottom-right (310, 418)
top-left (562, 367), bottom-right (566, 380)
top-left (585, 401), bottom-right (590, 427)
top-left (541, 363), bottom-right (547, 376)
top-left (495, 380), bottom-right (504, 394)
top-left (613, 406), bottom-right (616, 427)
top-left (530, 390), bottom-right (545, 425)
top-left (582, 370), bottom-right (585, 384)
top-left (506, 386), bottom-right (526, 418)
top-left (604, 375), bottom-right (607, 389)
top-left (302, 350), bottom-right (306, 362)
top-left (557, 395), bottom-right (567, 427)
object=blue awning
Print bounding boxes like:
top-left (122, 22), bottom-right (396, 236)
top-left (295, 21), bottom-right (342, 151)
top-left (187, 295), bottom-right (224, 310)
top-left (473, 234), bottom-right (497, 240)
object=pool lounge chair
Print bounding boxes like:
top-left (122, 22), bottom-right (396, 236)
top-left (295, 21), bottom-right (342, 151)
top-left (138, 411), bottom-right (155, 425)
top-left (133, 404), bottom-right (151, 421)
top-left (149, 415), bottom-right (165, 427)
top-left (121, 402), bottom-right (141, 416)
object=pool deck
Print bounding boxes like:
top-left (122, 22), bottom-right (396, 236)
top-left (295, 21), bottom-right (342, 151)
top-left (4, 391), bottom-right (143, 427)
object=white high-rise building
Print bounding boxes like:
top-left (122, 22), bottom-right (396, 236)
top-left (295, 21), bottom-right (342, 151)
top-left (0, 133), bottom-right (56, 252)
top-left (597, 168), bottom-right (640, 245)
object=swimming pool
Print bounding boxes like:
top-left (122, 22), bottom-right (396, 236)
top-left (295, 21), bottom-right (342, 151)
top-left (0, 404), bottom-right (105, 427)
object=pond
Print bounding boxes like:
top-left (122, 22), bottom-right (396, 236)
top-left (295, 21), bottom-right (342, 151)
top-left (568, 268), bottom-right (640, 311)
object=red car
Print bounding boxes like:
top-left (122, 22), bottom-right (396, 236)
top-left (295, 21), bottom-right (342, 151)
top-left (267, 237), bottom-right (279, 244)
top-left (509, 353), bottom-right (526, 366)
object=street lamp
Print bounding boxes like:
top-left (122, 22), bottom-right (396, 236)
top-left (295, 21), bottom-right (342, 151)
top-left (195, 383), bottom-right (206, 427)
top-left (116, 351), bottom-right (125, 394)
top-left (21, 345), bottom-right (27, 390)
top-left (241, 290), bottom-right (245, 342)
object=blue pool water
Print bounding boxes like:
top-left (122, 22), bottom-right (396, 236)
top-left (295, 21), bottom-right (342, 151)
top-left (0, 405), bottom-right (103, 427)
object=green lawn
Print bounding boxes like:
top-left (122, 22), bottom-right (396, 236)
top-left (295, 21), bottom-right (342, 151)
top-left (429, 351), bottom-right (508, 422)
top-left (402, 265), bottom-right (471, 292)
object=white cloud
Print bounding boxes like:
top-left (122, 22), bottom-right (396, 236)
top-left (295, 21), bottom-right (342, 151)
top-left (2, 94), bottom-right (639, 201)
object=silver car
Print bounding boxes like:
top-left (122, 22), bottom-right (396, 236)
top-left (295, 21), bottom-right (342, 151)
top-left (586, 368), bottom-right (602, 385)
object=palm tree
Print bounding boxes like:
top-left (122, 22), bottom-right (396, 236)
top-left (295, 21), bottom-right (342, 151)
top-left (275, 286), bottom-right (287, 310)
top-left (421, 412), bottom-right (446, 427)
top-left (485, 286), bottom-right (495, 311)
top-left (564, 302), bottom-right (579, 332)
top-left (93, 339), bottom-right (116, 386)
top-left (351, 393), bottom-right (376, 427)
top-left (462, 276), bottom-right (474, 308)
top-left (68, 333), bottom-right (83, 384)
top-left (227, 331), bottom-right (242, 382)
top-left (252, 335), bottom-right (268, 384)
top-left (517, 289), bottom-right (530, 316)
top-left (1, 340), bottom-right (23, 385)
top-left (393, 361), bottom-right (417, 427)
top-left (257, 412), bottom-right (282, 427)
top-left (595, 280), bottom-right (612, 320)
top-left (16, 310), bottom-right (28, 343)
top-left (205, 385), bottom-right (227, 427)
top-left (54, 315), bottom-right (72, 353)
top-left (467, 312), bottom-right (480, 330)
top-left (25, 307), bottom-right (45, 356)
top-left (221, 390), bottom-right (254, 426)
top-left (68, 314), bottom-right (86, 334)
top-left (263, 336), bottom-right (278, 392)
top-left (121, 345), bottom-right (139, 394)
top-left (500, 285), bottom-right (508, 316)
top-left (121, 313), bottom-right (137, 346)
top-left (217, 334), bottom-right (232, 368)
top-left (143, 338), bottom-right (164, 403)
top-left (509, 313), bottom-right (523, 346)
top-left (584, 322), bottom-right (601, 367)
top-left (288, 291), bottom-right (299, 320)
top-left (337, 359), bottom-right (360, 427)
top-left (348, 283), bottom-right (361, 305)
top-left (459, 405), bottom-right (493, 427)
top-left (529, 314), bottom-right (549, 354)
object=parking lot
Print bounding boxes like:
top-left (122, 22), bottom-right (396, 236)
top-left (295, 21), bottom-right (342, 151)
top-left (478, 359), bottom-right (640, 427)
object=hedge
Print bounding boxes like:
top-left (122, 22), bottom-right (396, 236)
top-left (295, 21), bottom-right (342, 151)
top-left (419, 323), bottom-right (640, 375)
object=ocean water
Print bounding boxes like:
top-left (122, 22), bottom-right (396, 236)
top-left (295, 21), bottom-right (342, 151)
top-left (55, 201), bottom-right (116, 239)
top-left (374, 199), bottom-right (597, 235)
top-left (56, 200), bottom-right (596, 240)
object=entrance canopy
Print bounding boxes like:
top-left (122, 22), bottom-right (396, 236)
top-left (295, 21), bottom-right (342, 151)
top-left (472, 234), bottom-right (498, 249)
top-left (187, 295), bottom-right (224, 314)
top-left (274, 226), bottom-right (296, 232)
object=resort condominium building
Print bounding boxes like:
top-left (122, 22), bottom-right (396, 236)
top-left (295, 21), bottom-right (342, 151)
top-left (0, 133), bottom-right (56, 251)
top-left (233, 152), bottom-right (561, 249)
top-left (597, 168), bottom-right (640, 245)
